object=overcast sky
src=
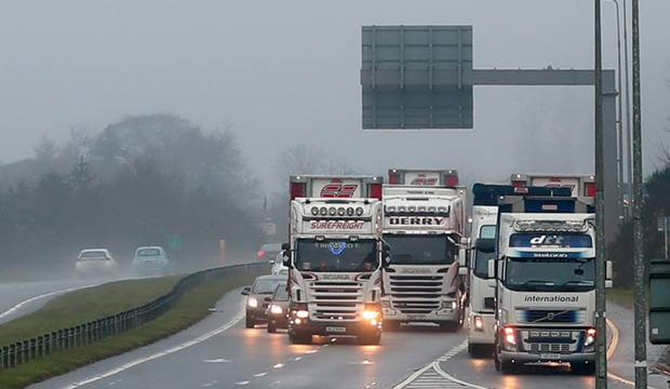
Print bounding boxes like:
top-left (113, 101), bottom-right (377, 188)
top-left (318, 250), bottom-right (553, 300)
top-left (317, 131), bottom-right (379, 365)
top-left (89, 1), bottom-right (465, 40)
top-left (1, 0), bottom-right (668, 191)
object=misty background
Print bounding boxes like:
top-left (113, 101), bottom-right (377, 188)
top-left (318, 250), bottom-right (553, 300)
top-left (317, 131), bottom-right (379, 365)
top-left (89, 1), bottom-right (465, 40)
top-left (0, 1), bottom-right (669, 278)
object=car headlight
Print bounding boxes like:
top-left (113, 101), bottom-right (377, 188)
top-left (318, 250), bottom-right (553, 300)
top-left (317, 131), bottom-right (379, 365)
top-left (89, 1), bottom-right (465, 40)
top-left (270, 305), bottom-right (283, 315)
top-left (295, 310), bottom-right (309, 319)
top-left (248, 297), bottom-right (258, 308)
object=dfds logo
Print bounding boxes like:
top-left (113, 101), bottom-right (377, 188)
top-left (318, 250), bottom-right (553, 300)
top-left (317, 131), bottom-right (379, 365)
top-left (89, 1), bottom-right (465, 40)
top-left (320, 184), bottom-right (358, 198)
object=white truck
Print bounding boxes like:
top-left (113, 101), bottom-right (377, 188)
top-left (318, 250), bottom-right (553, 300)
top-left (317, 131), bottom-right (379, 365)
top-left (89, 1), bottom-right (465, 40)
top-left (381, 169), bottom-right (468, 331)
top-left (510, 173), bottom-right (596, 198)
top-left (283, 175), bottom-right (385, 345)
top-left (489, 186), bottom-right (612, 374)
top-left (466, 184), bottom-right (503, 356)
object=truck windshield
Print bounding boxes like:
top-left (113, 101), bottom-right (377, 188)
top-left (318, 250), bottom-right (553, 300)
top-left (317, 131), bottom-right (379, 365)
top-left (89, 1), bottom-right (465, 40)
top-left (473, 225), bottom-right (496, 278)
top-left (295, 239), bottom-right (377, 272)
top-left (384, 235), bottom-right (456, 265)
top-left (505, 257), bottom-right (595, 291)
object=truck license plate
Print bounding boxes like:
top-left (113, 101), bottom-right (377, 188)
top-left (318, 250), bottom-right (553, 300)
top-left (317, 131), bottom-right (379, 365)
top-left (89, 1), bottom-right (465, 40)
top-left (407, 314), bottom-right (426, 320)
top-left (326, 326), bottom-right (346, 333)
top-left (540, 353), bottom-right (561, 360)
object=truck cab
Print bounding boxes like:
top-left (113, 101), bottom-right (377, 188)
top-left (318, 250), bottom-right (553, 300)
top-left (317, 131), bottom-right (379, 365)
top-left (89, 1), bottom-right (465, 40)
top-left (381, 169), bottom-right (468, 331)
top-left (489, 186), bottom-right (612, 374)
top-left (284, 175), bottom-right (384, 345)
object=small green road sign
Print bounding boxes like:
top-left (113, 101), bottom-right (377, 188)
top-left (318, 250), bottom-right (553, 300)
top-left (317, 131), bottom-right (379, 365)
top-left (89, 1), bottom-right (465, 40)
top-left (168, 235), bottom-right (182, 250)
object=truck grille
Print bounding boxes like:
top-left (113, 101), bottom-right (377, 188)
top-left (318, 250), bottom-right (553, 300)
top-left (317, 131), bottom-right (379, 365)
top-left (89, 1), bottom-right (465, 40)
top-left (519, 329), bottom-right (582, 354)
top-left (389, 275), bottom-right (443, 314)
top-left (309, 281), bottom-right (362, 322)
top-left (516, 309), bottom-right (585, 324)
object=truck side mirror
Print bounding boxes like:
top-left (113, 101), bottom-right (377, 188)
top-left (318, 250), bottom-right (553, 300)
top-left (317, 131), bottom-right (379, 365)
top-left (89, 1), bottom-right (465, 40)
top-left (458, 248), bottom-right (466, 267)
top-left (605, 260), bottom-right (613, 288)
top-left (488, 259), bottom-right (496, 279)
top-left (241, 286), bottom-right (251, 296)
top-left (281, 243), bottom-right (290, 251)
top-left (282, 251), bottom-right (291, 268)
top-left (458, 266), bottom-right (468, 276)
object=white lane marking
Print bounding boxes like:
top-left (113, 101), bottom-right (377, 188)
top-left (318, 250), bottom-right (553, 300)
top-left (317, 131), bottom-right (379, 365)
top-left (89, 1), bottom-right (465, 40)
top-left (61, 298), bottom-right (245, 388)
top-left (272, 363), bottom-right (285, 369)
top-left (235, 381), bottom-right (250, 386)
top-left (394, 341), bottom-right (487, 389)
top-left (253, 372), bottom-right (268, 377)
top-left (204, 358), bottom-right (230, 363)
top-left (0, 283), bottom-right (99, 320)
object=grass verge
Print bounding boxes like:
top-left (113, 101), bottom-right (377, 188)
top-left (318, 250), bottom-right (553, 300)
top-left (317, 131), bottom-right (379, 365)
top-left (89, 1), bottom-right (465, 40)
top-left (0, 276), bottom-right (181, 345)
top-left (0, 275), bottom-right (253, 389)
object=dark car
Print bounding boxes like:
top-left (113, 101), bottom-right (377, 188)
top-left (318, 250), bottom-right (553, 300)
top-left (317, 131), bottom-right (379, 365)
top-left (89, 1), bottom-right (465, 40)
top-left (266, 284), bottom-right (290, 333)
top-left (241, 275), bottom-right (286, 328)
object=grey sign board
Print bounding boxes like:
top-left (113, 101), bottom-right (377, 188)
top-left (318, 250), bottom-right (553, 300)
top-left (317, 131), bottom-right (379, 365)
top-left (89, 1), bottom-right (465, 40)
top-left (361, 25), bottom-right (473, 129)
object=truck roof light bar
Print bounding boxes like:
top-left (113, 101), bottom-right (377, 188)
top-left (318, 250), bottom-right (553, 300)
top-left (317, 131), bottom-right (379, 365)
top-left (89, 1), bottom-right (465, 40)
top-left (513, 220), bottom-right (589, 233)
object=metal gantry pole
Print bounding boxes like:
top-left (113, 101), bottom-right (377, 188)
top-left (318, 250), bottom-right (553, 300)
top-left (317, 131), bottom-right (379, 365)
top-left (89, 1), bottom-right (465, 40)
top-left (609, 0), bottom-right (625, 225)
top-left (594, 0), bottom-right (609, 387)
top-left (631, 0), bottom-right (647, 387)
top-left (622, 0), bottom-right (633, 221)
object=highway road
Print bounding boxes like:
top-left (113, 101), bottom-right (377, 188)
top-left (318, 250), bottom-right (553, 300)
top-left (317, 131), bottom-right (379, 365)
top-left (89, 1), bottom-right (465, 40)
top-left (32, 288), bottom-right (670, 389)
top-left (0, 279), bottom-right (102, 325)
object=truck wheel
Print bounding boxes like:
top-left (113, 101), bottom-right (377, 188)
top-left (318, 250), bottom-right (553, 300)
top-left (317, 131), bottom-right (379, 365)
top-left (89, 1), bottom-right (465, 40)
top-left (384, 320), bottom-right (401, 331)
top-left (290, 331), bottom-right (312, 344)
top-left (571, 362), bottom-right (595, 375)
top-left (267, 322), bottom-right (277, 333)
top-left (245, 316), bottom-right (255, 329)
top-left (439, 321), bottom-right (459, 332)
top-left (358, 332), bottom-right (381, 345)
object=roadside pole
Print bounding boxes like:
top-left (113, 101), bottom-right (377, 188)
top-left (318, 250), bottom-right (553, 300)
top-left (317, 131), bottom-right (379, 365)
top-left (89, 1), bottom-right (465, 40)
top-left (631, 0), bottom-right (647, 387)
top-left (594, 0), bottom-right (608, 387)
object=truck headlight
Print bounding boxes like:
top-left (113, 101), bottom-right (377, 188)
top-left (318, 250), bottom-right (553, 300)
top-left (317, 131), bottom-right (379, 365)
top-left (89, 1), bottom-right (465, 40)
top-left (247, 297), bottom-right (258, 308)
top-left (295, 310), bottom-right (309, 319)
top-left (362, 310), bottom-right (380, 320)
top-left (503, 326), bottom-right (516, 346)
top-left (474, 315), bottom-right (484, 330)
top-left (584, 328), bottom-right (596, 347)
top-left (270, 305), bottom-right (283, 315)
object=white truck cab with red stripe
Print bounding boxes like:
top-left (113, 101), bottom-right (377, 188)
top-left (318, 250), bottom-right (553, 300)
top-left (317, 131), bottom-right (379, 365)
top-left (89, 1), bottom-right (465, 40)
top-left (381, 169), bottom-right (468, 331)
top-left (284, 175), bottom-right (384, 345)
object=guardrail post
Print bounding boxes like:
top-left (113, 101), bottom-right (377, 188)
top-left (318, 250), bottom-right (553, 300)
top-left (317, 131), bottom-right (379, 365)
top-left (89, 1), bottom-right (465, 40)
top-left (45, 334), bottom-right (51, 355)
top-left (22, 340), bottom-right (29, 364)
top-left (13, 343), bottom-right (19, 367)
top-left (1, 346), bottom-right (6, 369)
top-left (37, 336), bottom-right (43, 358)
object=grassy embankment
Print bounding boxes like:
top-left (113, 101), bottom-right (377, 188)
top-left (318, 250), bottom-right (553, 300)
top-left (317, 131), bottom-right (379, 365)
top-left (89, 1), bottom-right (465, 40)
top-left (0, 274), bottom-right (252, 388)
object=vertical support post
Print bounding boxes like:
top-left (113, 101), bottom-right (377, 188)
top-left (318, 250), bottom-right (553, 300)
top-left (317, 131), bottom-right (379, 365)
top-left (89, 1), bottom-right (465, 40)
top-left (631, 0), bottom-right (647, 387)
top-left (622, 0), bottom-right (633, 220)
top-left (664, 217), bottom-right (668, 260)
top-left (594, 1), bottom-right (608, 388)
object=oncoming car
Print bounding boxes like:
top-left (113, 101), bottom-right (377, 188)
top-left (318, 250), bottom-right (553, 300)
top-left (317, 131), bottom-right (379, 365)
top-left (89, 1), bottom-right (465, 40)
top-left (75, 249), bottom-right (118, 276)
top-left (131, 246), bottom-right (170, 276)
top-left (241, 275), bottom-right (286, 328)
top-left (266, 284), bottom-right (290, 333)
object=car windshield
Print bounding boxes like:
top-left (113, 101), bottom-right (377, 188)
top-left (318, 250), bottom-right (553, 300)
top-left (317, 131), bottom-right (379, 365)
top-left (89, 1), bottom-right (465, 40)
top-left (473, 225), bottom-right (496, 278)
top-left (384, 235), bottom-right (456, 265)
top-left (253, 279), bottom-right (284, 294)
top-left (505, 257), bottom-right (595, 291)
top-left (137, 248), bottom-right (161, 257)
top-left (273, 286), bottom-right (289, 301)
top-left (295, 239), bottom-right (377, 272)
top-left (79, 251), bottom-right (108, 261)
